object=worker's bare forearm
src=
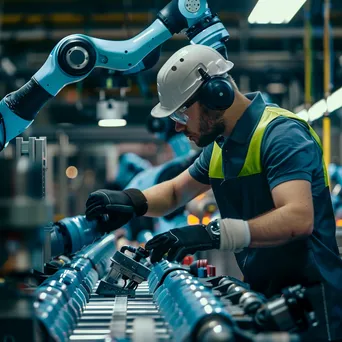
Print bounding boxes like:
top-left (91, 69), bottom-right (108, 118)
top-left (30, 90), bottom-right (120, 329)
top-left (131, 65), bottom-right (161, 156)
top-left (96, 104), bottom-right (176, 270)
top-left (247, 204), bottom-right (313, 248)
top-left (142, 169), bottom-right (211, 218)
top-left (142, 180), bottom-right (179, 217)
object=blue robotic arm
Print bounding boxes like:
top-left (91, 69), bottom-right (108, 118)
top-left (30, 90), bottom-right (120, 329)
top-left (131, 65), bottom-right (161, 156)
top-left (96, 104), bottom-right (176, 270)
top-left (0, 0), bottom-right (230, 151)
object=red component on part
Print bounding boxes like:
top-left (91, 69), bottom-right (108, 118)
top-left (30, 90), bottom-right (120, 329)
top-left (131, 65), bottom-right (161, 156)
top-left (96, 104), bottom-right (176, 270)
top-left (182, 255), bottom-right (194, 265)
top-left (189, 259), bottom-right (209, 276)
top-left (197, 259), bottom-right (208, 269)
top-left (207, 265), bottom-right (216, 277)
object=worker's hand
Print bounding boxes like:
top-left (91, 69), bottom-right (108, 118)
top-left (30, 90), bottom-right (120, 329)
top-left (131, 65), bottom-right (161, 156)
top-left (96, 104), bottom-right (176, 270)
top-left (145, 224), bottom-right (218, 263)
top-left (85, 188), bottom-right (148, 231)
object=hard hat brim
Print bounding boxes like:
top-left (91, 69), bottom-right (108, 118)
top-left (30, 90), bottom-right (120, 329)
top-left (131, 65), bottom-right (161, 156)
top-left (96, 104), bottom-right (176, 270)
top-left (151, 102), bottom-right (176, 118)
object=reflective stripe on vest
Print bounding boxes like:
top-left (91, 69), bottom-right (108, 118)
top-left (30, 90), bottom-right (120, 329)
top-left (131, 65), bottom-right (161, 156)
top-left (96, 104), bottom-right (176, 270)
top-left (208, 106), bottom-right (329, 186)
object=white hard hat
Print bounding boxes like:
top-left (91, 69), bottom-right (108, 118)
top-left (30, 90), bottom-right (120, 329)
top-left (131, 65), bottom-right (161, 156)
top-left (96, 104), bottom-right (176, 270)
top-left (151, 44), bottom-right (234, 118)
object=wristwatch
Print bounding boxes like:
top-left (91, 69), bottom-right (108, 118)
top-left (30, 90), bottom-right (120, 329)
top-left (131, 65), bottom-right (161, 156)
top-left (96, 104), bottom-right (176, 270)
top-left (205, 219), bottom-right (221, 249)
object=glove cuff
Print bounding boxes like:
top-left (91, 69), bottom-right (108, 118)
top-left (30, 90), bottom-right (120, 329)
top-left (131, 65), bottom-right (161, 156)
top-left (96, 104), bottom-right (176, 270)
top-left (123, 188), bottom-right (148, 216)
top-left (219, 218), bottom-right (250, 252)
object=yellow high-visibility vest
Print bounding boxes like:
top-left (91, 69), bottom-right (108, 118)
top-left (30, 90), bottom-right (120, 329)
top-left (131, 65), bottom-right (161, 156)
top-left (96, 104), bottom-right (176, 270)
top-left (209, 106), bottom-right (328, 187)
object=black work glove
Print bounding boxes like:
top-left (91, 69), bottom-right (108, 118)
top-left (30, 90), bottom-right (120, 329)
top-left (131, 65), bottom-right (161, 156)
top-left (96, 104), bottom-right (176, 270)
top-left (85, 188), bottom-right (148, 231)
top-left (145, 224), bottom-right (219, 263)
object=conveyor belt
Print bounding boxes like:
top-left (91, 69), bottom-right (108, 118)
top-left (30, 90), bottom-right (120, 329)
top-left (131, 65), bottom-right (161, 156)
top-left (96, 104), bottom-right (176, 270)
top-left (69, 282), bottom-right (171, 342)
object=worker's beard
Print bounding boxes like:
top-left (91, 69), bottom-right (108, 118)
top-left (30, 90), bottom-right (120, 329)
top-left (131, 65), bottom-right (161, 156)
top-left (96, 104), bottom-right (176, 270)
top-left (197, 106), bottom-right (225, 147)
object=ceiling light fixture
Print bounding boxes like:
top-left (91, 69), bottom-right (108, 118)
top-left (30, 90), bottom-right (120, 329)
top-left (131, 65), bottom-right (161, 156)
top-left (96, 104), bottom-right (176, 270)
top-left (308, 99), bottom-right (327, 122)
top-left (98, 119), bottom-right (127, 127)
top-left (327, 87), bottom-right (342, 113)
top-left (97, 90), bottom-right (128, 127)
top-left (248, 0), bottom-right (307, 24)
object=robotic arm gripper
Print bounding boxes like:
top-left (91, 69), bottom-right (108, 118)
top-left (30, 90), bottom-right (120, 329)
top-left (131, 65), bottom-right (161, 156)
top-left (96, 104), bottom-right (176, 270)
top-left (0, 0), bottom-right (230, 151)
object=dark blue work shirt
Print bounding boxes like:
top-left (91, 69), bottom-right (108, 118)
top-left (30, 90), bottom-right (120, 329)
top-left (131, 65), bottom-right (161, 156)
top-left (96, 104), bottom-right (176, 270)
top-left (189, 92), bottom-right (342, 341)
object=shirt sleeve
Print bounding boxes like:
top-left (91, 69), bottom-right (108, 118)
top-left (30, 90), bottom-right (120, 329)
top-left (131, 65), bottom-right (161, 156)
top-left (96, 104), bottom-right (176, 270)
top-left (188, 143), bottom-right (214, 184)
top-left (261, 117), bottom-right (323, 190)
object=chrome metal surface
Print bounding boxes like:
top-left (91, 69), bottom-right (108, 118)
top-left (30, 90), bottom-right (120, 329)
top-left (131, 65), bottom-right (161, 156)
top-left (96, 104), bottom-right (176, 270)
top-left (69, 282), bottom-right (171, 342)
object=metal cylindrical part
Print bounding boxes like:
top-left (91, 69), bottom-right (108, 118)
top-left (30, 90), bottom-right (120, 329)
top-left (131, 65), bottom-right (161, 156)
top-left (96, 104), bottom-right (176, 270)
top-left (51, 215), bottom-right (100, 258)
top-left (196, 318), bottom-right (235, 342)
top-left (207, 265), bottom-right (216, 277)
top-left (149, 261), bottom-right (234, 342)
top-left (239, 291), bottom-right (263, 314)
top-left (218, 278), bottom-right (235, 287)
top-left (65, 46), bottom-right (89, 70)
top-left (198, 267), bottom-right (208, 278)
top-left (227, 284), bottom-right (244, 296)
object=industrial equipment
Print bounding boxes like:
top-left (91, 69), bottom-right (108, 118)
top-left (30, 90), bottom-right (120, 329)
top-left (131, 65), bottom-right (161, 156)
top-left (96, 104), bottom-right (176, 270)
top-left (34, 234), bottom-right (116, 342)
top-left (1, 200), bottom-right (321, 342)
top-left (96, 246), bottom-right (150, 297)
top-left (49, 215), bottom-right (105, 259)
top-left (65, 258), bottom-right (319, 342)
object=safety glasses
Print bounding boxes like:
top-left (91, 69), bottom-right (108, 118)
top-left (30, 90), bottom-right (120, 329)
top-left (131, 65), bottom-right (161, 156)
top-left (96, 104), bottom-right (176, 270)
top-left (169, 95), bottom-right (197, 125)
top-left (169, 105), bottom-right (189, 125)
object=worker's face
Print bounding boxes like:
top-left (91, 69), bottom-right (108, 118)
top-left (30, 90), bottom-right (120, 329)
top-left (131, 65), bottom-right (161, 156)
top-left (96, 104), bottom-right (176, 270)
top-left (174, 101), bottom-right (225, 147)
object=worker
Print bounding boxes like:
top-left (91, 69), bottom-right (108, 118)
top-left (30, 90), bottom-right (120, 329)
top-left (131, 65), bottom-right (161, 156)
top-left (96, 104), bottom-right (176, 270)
top-left (85, 44), bottom-right (342, 341)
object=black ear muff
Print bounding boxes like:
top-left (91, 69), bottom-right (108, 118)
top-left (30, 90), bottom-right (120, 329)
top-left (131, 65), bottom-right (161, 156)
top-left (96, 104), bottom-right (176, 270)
top-left (197, 68), bottom-right (235, 111)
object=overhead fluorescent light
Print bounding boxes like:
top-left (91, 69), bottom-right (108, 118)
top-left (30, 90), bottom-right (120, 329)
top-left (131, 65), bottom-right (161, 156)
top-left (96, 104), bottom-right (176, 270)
top-left (327, 87), bottom-right (342, 113)
top-left (97, 98), bottom-right (129, 127)
top-left (98, 119), bottom-right (127, 127)
top-left (296, 109), bottom-right (309, 122)
top-left (1, 57), bottom-right (17, 76)
top-left (248, 0), bottom-right (307, 24)
top-left (295, 87), bottom-right (342, 124)
top-left (308, 99), bottom-right (327, 122)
